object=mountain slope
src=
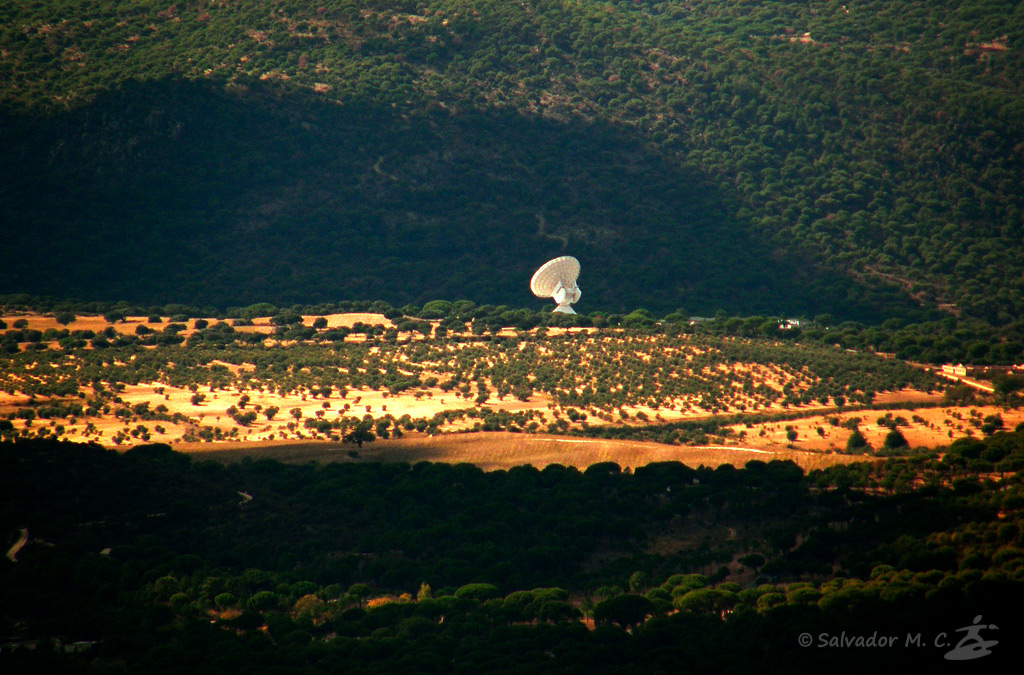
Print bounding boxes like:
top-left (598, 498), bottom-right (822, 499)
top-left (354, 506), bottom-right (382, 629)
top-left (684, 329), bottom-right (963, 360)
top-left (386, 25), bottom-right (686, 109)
top-left (1, 1), bottom-right (1021, 321)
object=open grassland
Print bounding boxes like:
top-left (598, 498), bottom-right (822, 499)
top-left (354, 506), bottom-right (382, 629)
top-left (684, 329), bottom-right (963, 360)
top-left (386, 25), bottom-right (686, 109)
top-left (2, 311), bottom-right (1022, 470)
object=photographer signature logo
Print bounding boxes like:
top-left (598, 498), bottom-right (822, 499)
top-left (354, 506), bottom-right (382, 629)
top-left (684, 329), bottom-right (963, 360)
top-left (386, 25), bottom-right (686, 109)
top-left (799, 614), bottom-right (1000, 659)
top-left (943, 615), bottom-right (998, 661)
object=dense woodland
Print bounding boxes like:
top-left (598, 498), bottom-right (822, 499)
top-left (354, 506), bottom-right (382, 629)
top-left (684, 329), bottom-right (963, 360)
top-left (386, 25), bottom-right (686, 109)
top-left (3, 431), bottom-right (1024, 672)
top-left (2, 1), bottom-right (1023, 325)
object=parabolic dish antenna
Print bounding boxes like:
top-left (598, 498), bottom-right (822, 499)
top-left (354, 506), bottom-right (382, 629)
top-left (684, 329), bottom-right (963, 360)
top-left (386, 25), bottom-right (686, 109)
top-left (530, 256), bottom-right (582, 314)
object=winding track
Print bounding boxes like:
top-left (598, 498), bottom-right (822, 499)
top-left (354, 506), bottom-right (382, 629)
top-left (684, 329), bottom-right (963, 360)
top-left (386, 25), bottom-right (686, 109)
top-left (6, 528), bottom-right (28, 562)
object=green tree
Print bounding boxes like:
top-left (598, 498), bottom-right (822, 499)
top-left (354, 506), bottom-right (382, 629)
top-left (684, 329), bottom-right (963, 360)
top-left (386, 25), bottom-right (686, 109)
top-left (214, 593), bottom-right (237, 610)
top-left (454, 583), bottom-right (500, 601)
top-left (347, 584), bottom-right (372, 604)
top-left (247, 591), bottom-right (281, 611)
top-left (593, 594), bottom-right (654, 630)
top-left (673, 588), bottom-right (738, 614)
top-left (343, 422), bottom-right (375, 448)
top-left (981, 414), bottom-right (1004, 436)
top-left (846, 429), bottom-right (869, 453)
top-left (883, 429), bottom-right (908, 451)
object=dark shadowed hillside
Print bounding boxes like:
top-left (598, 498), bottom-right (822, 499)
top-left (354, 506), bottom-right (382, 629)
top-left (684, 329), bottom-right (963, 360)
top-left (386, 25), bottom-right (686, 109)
top-left (0, 80), bottom-right (909, 318)
top-left (1, 1), bottom-right (1021, 322)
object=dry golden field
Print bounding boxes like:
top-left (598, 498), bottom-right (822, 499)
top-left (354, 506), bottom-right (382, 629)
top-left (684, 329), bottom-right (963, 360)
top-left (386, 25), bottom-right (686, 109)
top-left (171, 432), bottom-right (869, 472)
top-left (3, 310), bottom-right (1022, 472)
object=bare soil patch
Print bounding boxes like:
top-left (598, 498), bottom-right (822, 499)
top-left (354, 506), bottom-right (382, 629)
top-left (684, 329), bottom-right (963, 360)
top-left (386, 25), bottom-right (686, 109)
top-left (0, 312), bottom-right (392, 340)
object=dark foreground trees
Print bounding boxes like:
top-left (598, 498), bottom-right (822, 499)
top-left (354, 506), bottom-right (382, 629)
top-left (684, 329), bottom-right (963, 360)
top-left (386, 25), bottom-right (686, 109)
top-left (3, 429), bottom-right (1024, 672)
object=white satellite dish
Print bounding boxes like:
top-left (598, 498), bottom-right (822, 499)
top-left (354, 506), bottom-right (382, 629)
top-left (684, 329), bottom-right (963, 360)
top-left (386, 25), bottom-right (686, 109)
top-left (530, 256), bottom-right (582, 314)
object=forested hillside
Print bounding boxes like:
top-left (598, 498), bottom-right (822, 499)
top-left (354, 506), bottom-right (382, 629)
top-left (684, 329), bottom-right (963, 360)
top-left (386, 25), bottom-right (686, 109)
top-left (1, 1), bottom-right (1022, 323)
top-left (3, 435), bottom-right (1024, 672)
